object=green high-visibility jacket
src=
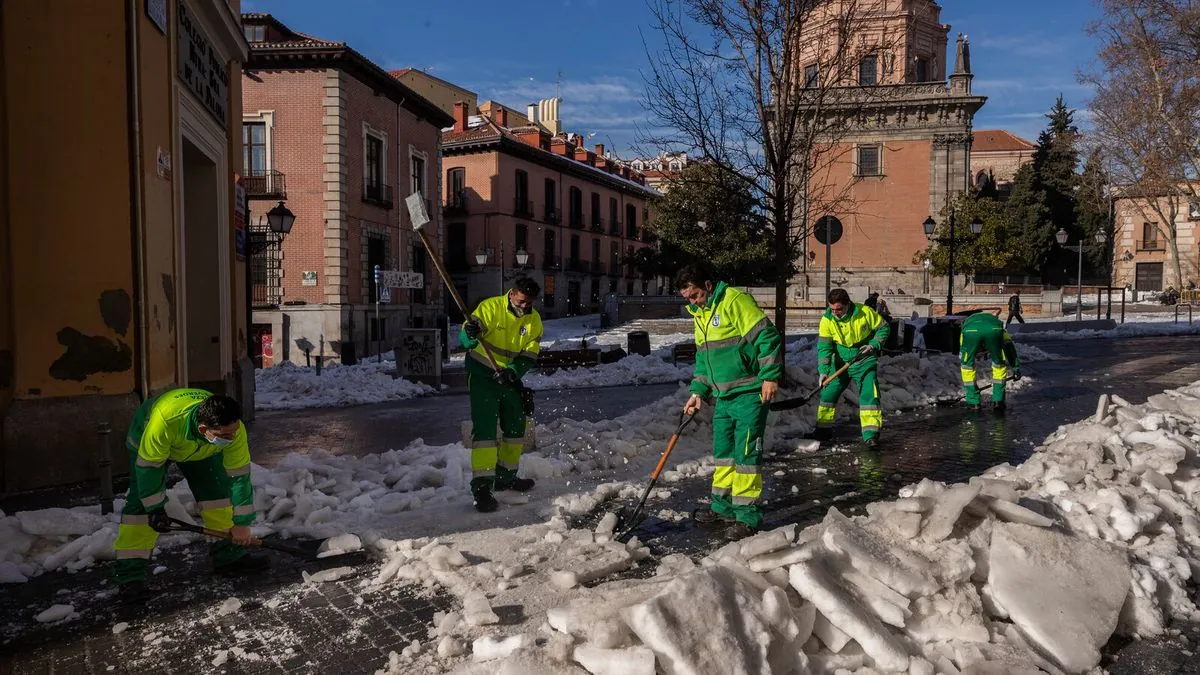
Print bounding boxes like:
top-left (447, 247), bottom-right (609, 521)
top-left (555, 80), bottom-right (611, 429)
top-left (687, 282), bottom-right (784, 400)
top-left (817, 303), bottom-right (890, 373)
top-left (961, 312), bottom-right (1021, 370)
top-left (126, 388), bottom-right (255, 526)
top-left (459, 293), bottom-right (543, 379)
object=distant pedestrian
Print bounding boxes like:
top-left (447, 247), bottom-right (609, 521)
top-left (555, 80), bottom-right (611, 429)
top-left (876, 298), bottom-right (892, 322)
top-left (1006, 293), bottom-right (1025, 325)
top-left (864, 292), bottom-right (880, 310)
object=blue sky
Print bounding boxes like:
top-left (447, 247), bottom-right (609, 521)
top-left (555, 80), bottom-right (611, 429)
top-left (243, 0), bottom-right (1103, 156)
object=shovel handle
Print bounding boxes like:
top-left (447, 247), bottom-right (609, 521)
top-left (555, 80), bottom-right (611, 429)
top-left (167, 518), bottom-right (262, 546)
top-left (648, 412), bottom-right (695, 481)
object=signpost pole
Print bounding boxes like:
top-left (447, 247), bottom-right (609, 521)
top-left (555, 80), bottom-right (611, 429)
top-left (374, 265), bottom-right (382, 363)
top-left (824, 239), bottom-right (831, 301)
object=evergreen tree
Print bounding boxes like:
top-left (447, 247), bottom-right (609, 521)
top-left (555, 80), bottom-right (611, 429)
top-left (1076, 149), bottom-right (1112, 277)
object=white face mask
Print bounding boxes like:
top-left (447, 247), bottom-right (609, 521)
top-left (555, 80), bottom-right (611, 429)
top-left (205, 432), bottom-right (233, 447)
top-left (509, 301), bottom-right (526, 318)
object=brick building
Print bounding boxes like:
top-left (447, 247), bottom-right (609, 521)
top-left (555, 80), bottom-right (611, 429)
top-left (970, 129), bottom-right (1035, 195)
top-left (629, 152), bottom-right (690, 193)
top-left (442, 104), bottom-right (661, 317)
top-left (241, 14), bottom-right (453, 366)
top-left (800, 0), bottom-right (986, 295)
top-left (1112, 189), bottom-right (1200, 292)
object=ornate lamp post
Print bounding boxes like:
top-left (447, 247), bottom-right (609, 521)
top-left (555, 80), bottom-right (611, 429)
top-left (923, 210), bottom-right (982, 315)
top-left (1057, 229), bottom-right (1104, 321)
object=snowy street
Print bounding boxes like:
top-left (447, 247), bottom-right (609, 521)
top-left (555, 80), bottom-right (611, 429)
top-left (4, 334), bottom-right (1200, 673)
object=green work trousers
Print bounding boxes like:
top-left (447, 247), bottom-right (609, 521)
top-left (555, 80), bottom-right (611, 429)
top-left (817, 357), bottom-right (881, 441)
top-left (468, 369), bottom-right (526, 492)
top-left (112, 448), bottom-right (246, 585)
top-left (960, 327), bottom-right (1009, 405)
top-left (710, 390), bottom-right (768, 528)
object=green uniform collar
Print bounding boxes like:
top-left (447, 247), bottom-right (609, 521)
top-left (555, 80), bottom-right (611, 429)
top-left (687, 281), bottom-right (728, 315)
top-left (185, 406), bottom-right (201, 441)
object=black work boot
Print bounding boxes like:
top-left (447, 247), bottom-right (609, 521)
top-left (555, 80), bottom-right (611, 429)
top-left (692, 506), bottom-right (734, 525)
top-left (117, 580), bottom-right (153, 605)
top-left (723, 522), bottom-right (759, 541)
top-left (471, 477), bottom-right (498, 512)
top-left (993, 400), bottom-right (1007, 413)
top-left (863, 437), bottom-right (880, 450)
top-left (811, 427), bottom-right (833, 442)
top-left (495, 467), bottom-right (534, 492)
top-left (214, 551), bottom-right (271, 577)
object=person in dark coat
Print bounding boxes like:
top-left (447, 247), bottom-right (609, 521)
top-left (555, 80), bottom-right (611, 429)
top-left (1006, 293), bottom-right (1025, 325)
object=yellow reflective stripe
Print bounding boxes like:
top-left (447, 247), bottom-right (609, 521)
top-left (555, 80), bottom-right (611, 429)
top-left (116, 549), bottom-right (153, 559)
top-left (142, 491), bottom-right (166, 507)
top-left (817, 405), bottom-right (836, 426)
top-left (226, 465), bottom-right (251, 477)
top-left (135, 456), bottom-right (164, 469)
top-left (961, 368), bottom-right (977, 383)
top-left (860, 409), bottom-right (883, 431)
top-left (712, 465), bottom-right (735, 490)
top-left (233, 504), bottom-right (256, 517)
top-left (202, 509), bottom-right (234, 531)
top-left (471, 446), bottom-right (498, 473)
top-left (992, 364), bottom-right (1009, 379)
top-left (197, 498), bottom-right (232, 511)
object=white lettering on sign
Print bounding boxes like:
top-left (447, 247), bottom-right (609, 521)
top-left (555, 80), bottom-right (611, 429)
top-left (379, 271), bottom-right (425, 289)
top-left (177, 1), bottom-right (229, 125)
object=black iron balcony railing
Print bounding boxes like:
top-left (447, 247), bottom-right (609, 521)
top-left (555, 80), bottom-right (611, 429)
top-left (363, 180), bottom-right (393, 208)
top-left (567, 258), bottom-right (590, 273)
top-left (591, 261), bottom-right (607, 275)
top-left (444, 191), bottom-right (468, 214)
top-left (569, 211), bottom-right (584, 229)
top-left (514, 198), bottom-right (535, 218)
top-left (590, 217), bottom-right (605, 233)
top-left (609, 220), bottom-right (621, 236)
top-left (1136, 239), bottom-right (1163, 251)
top-left (542, 253), bottom-right (561, 271)
top-left (544, 206), bottom-right (560, 224)
top-left (244, 170), bottom-right (286, 198)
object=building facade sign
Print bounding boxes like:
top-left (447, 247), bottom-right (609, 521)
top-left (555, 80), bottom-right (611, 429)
top-left (177, 1), bottom-right (229, 125)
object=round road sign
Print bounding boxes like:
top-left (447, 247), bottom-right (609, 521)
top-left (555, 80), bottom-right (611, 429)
top-left (814, 216), bottom-right (843, 246)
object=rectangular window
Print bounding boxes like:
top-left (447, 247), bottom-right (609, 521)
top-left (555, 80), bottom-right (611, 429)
top-left (1189, 200), bottom-right (1200, 220)
top-left (366, 135), bottom-right (383, 188)
top-left (610, 241), bottom-right (619, 271)
top-left (1142, 222), bottom-right (1158, 242)
top-left (609, 197), bottom-right (619, 234)
top-left (856, 145), bottom-right (881, 176)
top-left (858, 55), bottom-right (877, 86)
top-left (516, 223), bottom-right (528, 252)
top-left (626, 204), bottom-right (637, 238)
top-left (244, 25), bottom-right (265, 42)
top-left (914, 58), bottom-right (928, 83)
top-left (804, 64), bottom-right (819, 88)
top-left (591, 238), bottom-right (601, 264)
top-left (411, 155), bottom-right (426, 196)
top-left (591, 192), bottom-right (602, 227)
top-left (515, 170), bottom-right (530, 216)
top-left (544, 178), bottom-right (557, 221)
top-left (242, 122), bottom-right (266, 175)
top-left (366, 235), bottom-right (387, 301)
top-left (569, 187), bottom-right (583, 227)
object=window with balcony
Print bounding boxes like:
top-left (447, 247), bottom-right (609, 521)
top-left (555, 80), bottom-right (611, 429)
top-left (609, 197), bottom-right (619, 234)
top-left (448, 222), bottom-right (468, 271)
top-left (411, 155), bottom-right (426, 196)
top-left (610, 241), bottom-right (619, 273)
top-left (543, 229), bottom-right (558, 270)
top-left (1189, 199), bottom-right (1200, 220)
top-left (569, 234), bottom-right (581, 270)
top-left (1139, 222), bottom-right (1161, 251)
top-left (856, 145), bottom-right (881, 177)
top-left (363, 129), bottom-right (391, 207)
top-left (626, 204), bottom-right (637, 239)
top-left (243, 122), bottom-right (266, 175)
top-left (446, 167), bottom-right (466, 212)
top-left (858, 55), bottom-right (877, 86)
top-left (591, 238), bottom-right (601, 271)
top-left (591, 192), bottom-right (602, 229)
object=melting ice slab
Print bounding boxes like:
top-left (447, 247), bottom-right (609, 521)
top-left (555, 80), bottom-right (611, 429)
top-left (988, 522), bottom-right (1130, 673)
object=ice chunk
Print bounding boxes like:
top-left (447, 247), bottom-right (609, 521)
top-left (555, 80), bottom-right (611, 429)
top-left (215, 597), bottom-right (242, 616)
top-left (0, 561), bottom-right (29, 583)
top-left (788, 560), bottom-right (909, 672)
top-left (437, 636), bottom-right (467, 658)
top-left (988, 522), bottom-right (1130, 673)
top-left (472, 634), bottom-right (530, 662)
top-left (920, 482), bottom-right (981, 542)
top-left (622, 566), bottom-right (796, 675)
top-left (738, 525), bottom-right (796, 559)
top-left (979, 495), bottom-right (1053, 527)
top-left (572, 645), bottom-right (655, 675)
top-left (463, 589), bottom-right (500, 626)
top-left (35, 604), bottom-right (75, 623)
top-left (821, 509), bottom-right (937, 596)
top-left (16, 508), bottom-right (104, 537)
top-left (316, 533), bottom-right (362, 558)
top-left (302, 566), bottom-right (353, 584)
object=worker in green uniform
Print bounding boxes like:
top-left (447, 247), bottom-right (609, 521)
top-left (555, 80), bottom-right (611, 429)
top-left (113, 389), bottom-right (267, 594)
top-left (816, 288), bottom-right (890, 447)
top-left (460, 277), bottom-right (543, 512)
top-left (959, 311), bottom-right (1022, 412)
top-left (678, 265), bottom-right (783, 540)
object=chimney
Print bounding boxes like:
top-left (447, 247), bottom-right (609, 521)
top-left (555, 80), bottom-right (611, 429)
top-left (527, 103), bottom-right (539, 124)
top-left (453, 101), bottom-right (468, 132)
top-left (595, 143), bottom-right (605, 157)
top-left (495, 106), bottom-right (509, 128)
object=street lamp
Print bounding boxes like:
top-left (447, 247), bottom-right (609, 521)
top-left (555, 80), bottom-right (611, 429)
top-left (1094, 230), bottom-right (1111, 320)
top-left (246, 200), bottom-right (295, 368)
top-left (516, 248), bottom-right (530, 267)
top-left (265, 200), bottom-right (296, 235)
top-left (1057, 228), bottom-right (1099, 322)
top-left (923, 210), bottom-right (983, 315)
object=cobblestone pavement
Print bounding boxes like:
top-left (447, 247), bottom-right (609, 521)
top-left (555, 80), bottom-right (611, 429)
top-left (3, 335), bottom-right (1200, 673)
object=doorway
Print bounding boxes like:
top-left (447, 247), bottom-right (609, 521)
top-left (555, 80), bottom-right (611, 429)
top-left (182, 138), bottom-right (225, 391)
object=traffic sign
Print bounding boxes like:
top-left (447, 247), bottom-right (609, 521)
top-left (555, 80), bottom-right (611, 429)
top-left (814, 216), bottom-right (843, 246)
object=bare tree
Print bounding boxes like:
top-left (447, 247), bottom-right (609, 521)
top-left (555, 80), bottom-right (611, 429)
top-left (1081, 0), bottom-right (1200, 289)
top-left (638, 0), bottom-right (912, 336)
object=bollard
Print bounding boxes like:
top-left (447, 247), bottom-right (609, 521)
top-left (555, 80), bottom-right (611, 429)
top-left (97, 422), bottom-right (114, 515)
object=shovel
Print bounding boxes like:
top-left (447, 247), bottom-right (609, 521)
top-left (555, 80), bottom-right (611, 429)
top-left (769, 352), bottom-right (873, 412)
top-left (165, 518), bottom-right (369, 565)
top-left (613, 411), bottom-right (696, 541)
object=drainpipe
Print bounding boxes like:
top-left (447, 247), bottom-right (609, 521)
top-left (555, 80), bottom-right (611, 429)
top-left (126, 0), bottom-right (151, 401)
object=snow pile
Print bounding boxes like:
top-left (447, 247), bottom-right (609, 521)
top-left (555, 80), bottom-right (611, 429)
top-left (1014, 320), bottom-right (1200, 342)
top-left (255, 360), bottom-right (434, 410)
top-left (461, 380), bottom-right (1200, 674)
top-left (524, 354), bottom-right (691, 390)
top-left (0, 507), bottom-right (118, 583)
